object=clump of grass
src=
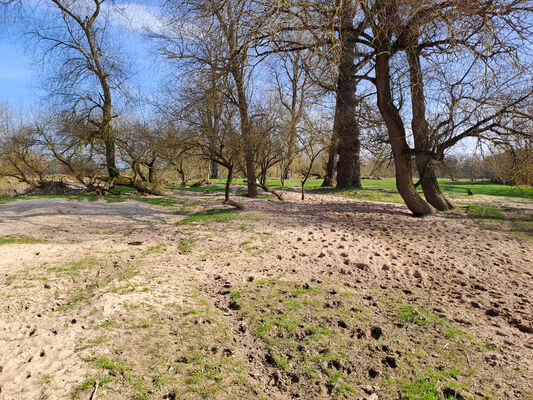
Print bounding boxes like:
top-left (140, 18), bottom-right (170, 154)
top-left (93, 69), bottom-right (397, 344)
top-left (397, 305), bottom-right (429, 326)
top-left (178, 237), bottom-right (195, 253)
top-left (73, 376), bottom-right (112, 398)
top-left (143, 243), bottom-right (165, 255)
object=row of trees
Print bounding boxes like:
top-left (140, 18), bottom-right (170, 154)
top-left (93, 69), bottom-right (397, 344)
top-left (1, 0), bottom-right (532, 215)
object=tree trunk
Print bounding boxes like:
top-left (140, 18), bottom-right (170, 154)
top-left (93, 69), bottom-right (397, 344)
top-left (224, 164), bottom-right (233, 202)
top-left (147, 160), bottom-right (155, 183)
top-left (210, 160), bottom-right (219, 179)
top-left (375, 52), bottom-right (435, 216)
top-left (231, 63), bottom-right (257, 197)
top-left (322, 104), bottom-right (339, 187)
top-left (103, 129), bottom-right (119, 182)
top-left (335, 1), bottom-right (362, 189)
top-left (406, 48), bottom-right (453, 211)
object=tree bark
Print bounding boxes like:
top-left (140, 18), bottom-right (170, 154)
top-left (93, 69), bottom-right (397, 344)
top-left (335, 0), bottom-right (362, 189)
top-left (322, 101), bottom-right (339, 187)
top-left (406, 48), bottom-right (453, 211)
top-left (224, 164), bottom-right (233, 202)
top-left (210, 160), bottom-right (219, 179)
top-left (321, 148), bottom-right (337, 187)
top-left (375, 52), bottom-right (435, 216)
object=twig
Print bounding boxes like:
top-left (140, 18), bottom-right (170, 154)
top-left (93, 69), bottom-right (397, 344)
top-left (90, 380), bottom-right (99, 400)
top-left (114, 262), bottom-right (136, 290)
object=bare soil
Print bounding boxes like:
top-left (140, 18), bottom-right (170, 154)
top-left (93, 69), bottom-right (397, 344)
top-left (0, 191), bottom-right (531, 400)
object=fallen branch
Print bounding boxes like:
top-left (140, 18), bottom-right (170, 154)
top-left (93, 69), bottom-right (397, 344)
top-left (256, 183), bottom-right (284, 201)
top-left (223, 199), bottom-right (245, 209)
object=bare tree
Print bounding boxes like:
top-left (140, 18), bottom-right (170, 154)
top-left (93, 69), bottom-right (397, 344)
top-left (27, 0), bottom-right (128, 185)
top-left (159, 0), bottom-right (276, 197)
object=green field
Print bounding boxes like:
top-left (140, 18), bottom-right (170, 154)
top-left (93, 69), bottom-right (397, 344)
top-left (208, 178), bottom-right (533, 203)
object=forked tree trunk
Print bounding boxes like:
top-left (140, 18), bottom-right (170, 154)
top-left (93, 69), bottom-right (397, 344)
top-left (375, 53), bottom-right (435, 216)
top-left (335, 1), bottom-right (362, 189)
top-left (407, 47), bottom-right (453, 211)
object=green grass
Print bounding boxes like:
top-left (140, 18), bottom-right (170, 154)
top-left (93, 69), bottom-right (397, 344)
top-left (133, 196), bottom-right (183, 206)
top-left (466, 204), bottom-right (505, 220)
top-left (213, 177), bottom-right (533, 200)
top-left (0, 234), bottom-right (40, 245)
top-left (0, 186), bottom-right (185, 206)
top-left (396, 367), bottom-right (464, 400)
top-left (177, 208), bottom-right (259, 224)
top-left (173, 185), bottom-right (227, 194)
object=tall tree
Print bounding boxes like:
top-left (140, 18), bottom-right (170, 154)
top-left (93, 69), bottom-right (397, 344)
top-left (27, 0), bottom-right (125, 184)
top-left (160, 0), bottom-right (272, 197)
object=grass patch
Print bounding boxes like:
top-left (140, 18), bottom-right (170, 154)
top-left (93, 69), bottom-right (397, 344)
top-left (177, 208), bottom-right (259, 225)
top-left (175, 185), bottom-right (226, 194)
top-left (178, 237), bottom-right (195, 253)
top-left (395, 367), bottom-right (464, 400)
top-left (133, 196), bottom-right (183, 207)
top-left (466, 204), bottom-right (505, 220)
top-left (0, 234), bottom-right (40, 245)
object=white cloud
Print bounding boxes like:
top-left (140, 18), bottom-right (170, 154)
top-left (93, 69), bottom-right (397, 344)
top-left (103, 2), bottom-right (168, 35)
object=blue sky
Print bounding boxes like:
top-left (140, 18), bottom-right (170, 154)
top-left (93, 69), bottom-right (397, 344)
top-left (0, 1), bottom-right (164, 111)
top-left (0, 32), bottom-right (37, 108)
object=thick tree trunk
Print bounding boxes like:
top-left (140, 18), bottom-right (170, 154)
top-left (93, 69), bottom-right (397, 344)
top-left (322, 122), bottom-right (338, 187)
top-left (147, 160), bottom-right (155, 183)
top-left (335, 1), bottom-right (362, 189)
top-left (418, 160), bottom-right (454, 210)
top-left (375, 53), bottom-right (435, 216)
top-left (322, 149), bottom-right (337, 187)
top-left (210, 160), bottom-right (219, 179)
top-left (407, 47), bottom-right (453, 211)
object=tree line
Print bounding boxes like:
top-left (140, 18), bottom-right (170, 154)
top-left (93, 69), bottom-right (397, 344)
top-left (0, 0), bottom-right (532, 215)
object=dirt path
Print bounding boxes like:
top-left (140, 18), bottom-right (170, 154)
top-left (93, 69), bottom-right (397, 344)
top-left (0, 193), bottom-right (531, 399)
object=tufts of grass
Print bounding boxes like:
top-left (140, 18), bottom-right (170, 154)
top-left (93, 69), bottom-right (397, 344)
top-left (178, 237), bottom-right (195, 253)
top-left (394, 367), bottom-right (464, 400)
top-left (397, 305), bottom-right (430, 326)
top-left (143, 243), bottom-right (165, 255)
top-left (73, 376), bottom-right (112, 398)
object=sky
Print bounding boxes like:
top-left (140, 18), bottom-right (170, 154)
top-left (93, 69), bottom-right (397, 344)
top-left (0, 1), bottom-right (165, 112)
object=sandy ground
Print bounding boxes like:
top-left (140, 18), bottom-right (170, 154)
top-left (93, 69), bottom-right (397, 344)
top-left (0, 191), bottom-right (531, 400)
